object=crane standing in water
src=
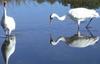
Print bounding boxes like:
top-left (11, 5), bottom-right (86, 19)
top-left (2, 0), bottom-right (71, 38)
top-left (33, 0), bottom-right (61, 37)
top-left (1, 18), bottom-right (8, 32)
top-left (1, 1), bottom-right (16, 36)
top-left (50, 8), bottom-right (100, 29)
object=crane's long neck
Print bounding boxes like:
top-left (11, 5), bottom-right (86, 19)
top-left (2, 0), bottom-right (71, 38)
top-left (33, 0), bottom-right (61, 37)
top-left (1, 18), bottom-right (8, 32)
top-left (54, 14), bottom-right (61, 19)
top-left (3, 7), bottom-right (7, 18)
top-left (53, 14), bottom-right (66, 21)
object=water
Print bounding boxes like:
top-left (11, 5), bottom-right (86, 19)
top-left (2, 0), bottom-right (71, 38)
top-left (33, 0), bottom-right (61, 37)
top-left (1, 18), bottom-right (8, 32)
top-left (0, 0), bottom-right (100, 64)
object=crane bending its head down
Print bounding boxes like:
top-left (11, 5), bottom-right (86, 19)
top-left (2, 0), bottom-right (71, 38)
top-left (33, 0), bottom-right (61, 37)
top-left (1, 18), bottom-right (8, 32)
top-left (1, 1), bottom-right (16, 36)
top-left (50, 13), bottom-right (66, 21)
top-left (50, 8), bottom-right (100, 29)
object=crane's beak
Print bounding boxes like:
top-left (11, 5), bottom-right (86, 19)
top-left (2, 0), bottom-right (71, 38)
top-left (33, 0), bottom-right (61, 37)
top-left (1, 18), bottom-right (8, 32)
top-left (49, 34), bottom-right (53, 45)
top-left (49, 14), bottom-right (53, 24)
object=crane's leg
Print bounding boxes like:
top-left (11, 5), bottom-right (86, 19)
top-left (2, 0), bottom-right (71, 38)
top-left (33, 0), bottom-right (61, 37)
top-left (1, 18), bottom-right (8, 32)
top-left (77, 21), bottom-right (80, 30)
top-left (8, 30), bottom-right (11, 36)
top-left (5, 30), bottom-right (8, 36)
top-left (4, 29), bottom-right (8, 36)
top-left (86, 18), bottom-right (93, 28)
top-left (5, 29), bottom-right (11, 36)
top-left (78, 25), bottom-right (80, 30)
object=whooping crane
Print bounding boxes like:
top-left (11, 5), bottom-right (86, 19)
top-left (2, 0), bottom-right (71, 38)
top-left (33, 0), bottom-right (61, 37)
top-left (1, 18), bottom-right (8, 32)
top-left (1, 1), bottom-right (16, 36)
top-left (50, 8), bottom-right (100, 29)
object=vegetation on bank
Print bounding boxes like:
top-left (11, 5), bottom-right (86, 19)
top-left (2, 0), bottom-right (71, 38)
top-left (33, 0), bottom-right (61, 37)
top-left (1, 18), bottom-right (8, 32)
top-left (0, 0), bottom-right (100, 9)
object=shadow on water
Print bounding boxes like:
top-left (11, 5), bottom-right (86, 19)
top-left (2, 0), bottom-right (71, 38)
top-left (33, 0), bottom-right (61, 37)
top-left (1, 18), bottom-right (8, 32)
top-left (1, 35), bottom-right (16, 64)
top-left (50, 28), bottom-right (100, 48)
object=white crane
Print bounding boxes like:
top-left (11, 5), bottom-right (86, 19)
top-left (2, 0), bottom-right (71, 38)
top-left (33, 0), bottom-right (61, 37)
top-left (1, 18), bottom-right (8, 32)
top-left (1, 1), bottom-right (16, 36)
top-left (1, 35), bottom-right (16, 64)
top-left (50, 8), bottom-right (100, 29)
top-left (50, 29), bottom-right (99, 48)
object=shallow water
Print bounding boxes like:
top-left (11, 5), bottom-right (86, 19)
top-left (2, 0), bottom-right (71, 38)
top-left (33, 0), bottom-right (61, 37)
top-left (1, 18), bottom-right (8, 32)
top-left (0, 0), bottom-right (100, 64)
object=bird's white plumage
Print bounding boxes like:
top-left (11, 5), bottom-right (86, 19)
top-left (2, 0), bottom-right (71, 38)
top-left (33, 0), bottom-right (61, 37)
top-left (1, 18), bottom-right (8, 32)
top-left (4, 16), bottom-right (15, 32)
top-left (1, 1), bottom-right (15, 36)
top-left (69, 8), bottom-right (100, 20)
top-left (50, 7), bottom-right (100, 28)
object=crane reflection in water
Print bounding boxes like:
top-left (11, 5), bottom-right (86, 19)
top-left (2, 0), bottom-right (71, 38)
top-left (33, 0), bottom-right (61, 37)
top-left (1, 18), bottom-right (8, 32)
top-left (50, 29), bottom-right (99, 48)
top-left (1, 35), bottom-right (16, 64)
